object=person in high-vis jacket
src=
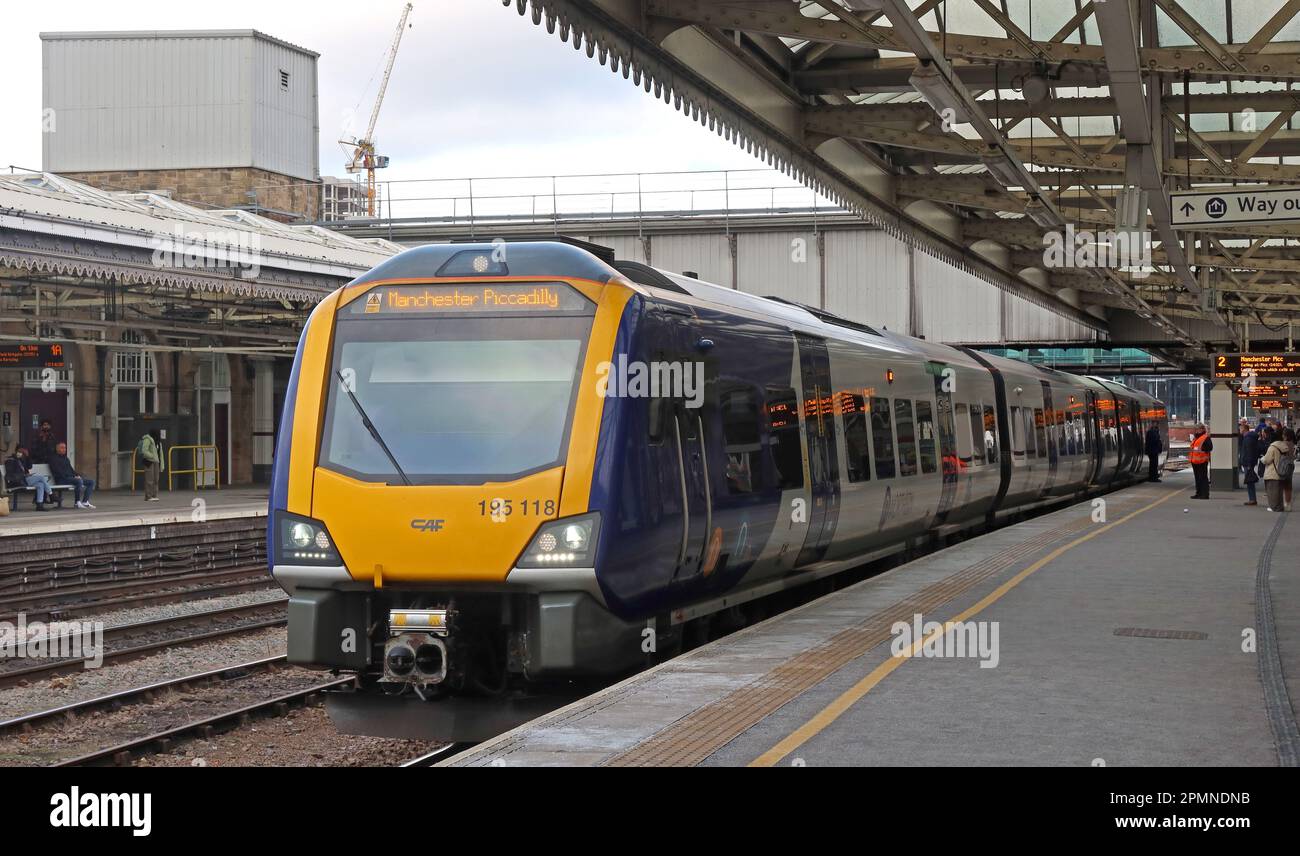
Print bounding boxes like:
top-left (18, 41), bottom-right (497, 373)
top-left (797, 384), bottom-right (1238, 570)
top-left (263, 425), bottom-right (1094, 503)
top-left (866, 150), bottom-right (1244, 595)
top-left (1189, 424), bottom-right (1213, 500)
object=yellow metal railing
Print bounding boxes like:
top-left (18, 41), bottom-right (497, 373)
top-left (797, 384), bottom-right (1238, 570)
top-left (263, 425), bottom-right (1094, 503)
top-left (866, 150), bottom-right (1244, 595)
top-left (129, 449), bottom-right (150, 492)
top-left (167, 444), bottom-right (221, 491)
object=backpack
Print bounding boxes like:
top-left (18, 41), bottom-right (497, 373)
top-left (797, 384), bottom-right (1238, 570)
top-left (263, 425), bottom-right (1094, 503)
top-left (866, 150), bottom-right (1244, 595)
top-left (1276, 444), bottom-right (1295, 480)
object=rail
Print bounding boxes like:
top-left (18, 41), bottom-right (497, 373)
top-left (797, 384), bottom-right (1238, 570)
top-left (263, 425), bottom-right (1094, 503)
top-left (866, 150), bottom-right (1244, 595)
top-left (168, 444), bottom-right (222, 490)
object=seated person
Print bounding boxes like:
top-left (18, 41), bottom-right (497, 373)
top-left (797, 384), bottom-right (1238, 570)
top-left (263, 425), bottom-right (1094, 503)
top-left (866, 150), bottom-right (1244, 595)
top-left (4, 446), bottom-right (53, 510)
top-left (48, 442), bottom-right (96, 509)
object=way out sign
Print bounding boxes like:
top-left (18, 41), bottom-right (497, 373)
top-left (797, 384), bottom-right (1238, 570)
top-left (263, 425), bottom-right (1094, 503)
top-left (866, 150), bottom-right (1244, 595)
top-left (1172, 187), bottom-right (1300, 228)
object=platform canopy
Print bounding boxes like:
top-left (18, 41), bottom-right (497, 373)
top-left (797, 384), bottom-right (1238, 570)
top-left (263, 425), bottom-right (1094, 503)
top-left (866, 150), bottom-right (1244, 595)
top-left (0, 172), bottom-right (400, 353)
top-left (504, 0), bottom-right (1300, 367)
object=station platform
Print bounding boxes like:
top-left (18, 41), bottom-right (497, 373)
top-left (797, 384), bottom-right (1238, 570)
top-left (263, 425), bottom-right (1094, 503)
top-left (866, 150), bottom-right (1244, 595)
top-left (449, 472), bottom-right (1300, 767)
top-left (0, 487), bottom-right (267, 538)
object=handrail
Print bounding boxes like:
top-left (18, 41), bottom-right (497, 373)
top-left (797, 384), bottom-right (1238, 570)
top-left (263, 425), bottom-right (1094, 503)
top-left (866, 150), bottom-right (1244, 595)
top-left (167, 444), bottom-right (221, 491)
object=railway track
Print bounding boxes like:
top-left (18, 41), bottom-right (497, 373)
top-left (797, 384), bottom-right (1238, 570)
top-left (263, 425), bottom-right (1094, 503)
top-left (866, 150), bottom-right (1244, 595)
top-left (0, 600), bottom-right (288, 688)
top-left (52, 673), bottom-right (355, 767)
top-left (0, 565), bottom-right (274, 620)
top-left (0, 572), bottom-right (278, 623)
top-left (399, 743), bottom-right (475, 767)
top-left (0, 655), bottom-right (289, 737)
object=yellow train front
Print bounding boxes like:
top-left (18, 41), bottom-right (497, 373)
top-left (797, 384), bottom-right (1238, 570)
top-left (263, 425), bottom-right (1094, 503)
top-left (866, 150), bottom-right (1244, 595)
top-left (270, 241), bottom-right (645, 711)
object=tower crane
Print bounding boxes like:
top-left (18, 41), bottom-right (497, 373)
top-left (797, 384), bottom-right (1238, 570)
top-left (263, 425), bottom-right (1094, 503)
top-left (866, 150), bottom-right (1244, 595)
top-left (341, 2), bottom-right (413, 216)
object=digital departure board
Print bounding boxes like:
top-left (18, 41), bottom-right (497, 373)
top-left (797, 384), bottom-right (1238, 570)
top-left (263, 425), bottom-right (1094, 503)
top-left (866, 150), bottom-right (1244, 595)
top-left (1213, 353), bottom-right (1300, 379)
top-left (1236, 384), bottom-right (1288, 398)
top-left (346, 282), bottom-right (592, 316)
top-left (1251, 398), bottom-right (1293, 410)
top-left (0, 343), bottom-right (67, 369)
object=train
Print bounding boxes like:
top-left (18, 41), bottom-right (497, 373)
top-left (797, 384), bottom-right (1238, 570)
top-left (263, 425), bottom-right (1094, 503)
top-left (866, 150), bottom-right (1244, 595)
top-left (269, 239), bottom-right (1167, 734)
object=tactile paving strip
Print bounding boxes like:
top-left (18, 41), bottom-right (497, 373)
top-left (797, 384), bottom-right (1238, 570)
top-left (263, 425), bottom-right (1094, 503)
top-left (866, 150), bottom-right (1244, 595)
top-left (603, 493), bottom-right (1157, 767)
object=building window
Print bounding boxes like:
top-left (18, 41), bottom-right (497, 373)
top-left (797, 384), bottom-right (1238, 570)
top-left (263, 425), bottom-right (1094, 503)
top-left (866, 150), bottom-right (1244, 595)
top-left (280, 69), bottom-right (290, 90)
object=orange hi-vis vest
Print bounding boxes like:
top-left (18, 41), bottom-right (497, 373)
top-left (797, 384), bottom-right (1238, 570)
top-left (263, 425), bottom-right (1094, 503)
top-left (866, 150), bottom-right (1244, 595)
top-left (1189, 432), bottom-right (1210, 465)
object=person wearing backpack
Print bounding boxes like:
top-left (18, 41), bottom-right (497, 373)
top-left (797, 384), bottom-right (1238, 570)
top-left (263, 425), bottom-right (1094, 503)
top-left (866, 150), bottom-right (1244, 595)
top-left (1260, 427), bottom-right (1295, 513)
top-left (137, 430), bottom-right (163, 501)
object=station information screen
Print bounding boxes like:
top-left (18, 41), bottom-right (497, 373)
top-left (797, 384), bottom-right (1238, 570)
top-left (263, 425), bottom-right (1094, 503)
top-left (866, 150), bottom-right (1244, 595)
top-left (1251, 398), bottom-right (1293, 410)
top-left (1213, 353), bottom-right (1300, 379)
top-left (345, 282), bottom-right (593, 317)
top-left (0, 343), bottom-right (67, 369)
top-left (1236, 384), bottom-right (1288, 398)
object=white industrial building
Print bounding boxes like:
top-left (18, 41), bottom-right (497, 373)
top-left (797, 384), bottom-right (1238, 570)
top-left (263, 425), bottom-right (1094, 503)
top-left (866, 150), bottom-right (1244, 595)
top-left (41, 30), bottom-right (321, 220)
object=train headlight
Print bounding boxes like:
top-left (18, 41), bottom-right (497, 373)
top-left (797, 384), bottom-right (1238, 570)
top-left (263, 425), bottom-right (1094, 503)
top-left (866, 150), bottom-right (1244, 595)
top-left (274, 511), bottom-right (343, 567)
top-left (290, 523), bottom-right (314, 548)
top-left (518, 513), bottom-right (600, 568)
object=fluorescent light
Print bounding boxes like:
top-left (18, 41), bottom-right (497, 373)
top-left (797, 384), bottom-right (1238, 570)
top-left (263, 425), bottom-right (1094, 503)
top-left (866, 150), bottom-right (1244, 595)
top-left (980, 151), bottom-right (1024, 188)
top-left (908, 62), bottom-right (967, 125)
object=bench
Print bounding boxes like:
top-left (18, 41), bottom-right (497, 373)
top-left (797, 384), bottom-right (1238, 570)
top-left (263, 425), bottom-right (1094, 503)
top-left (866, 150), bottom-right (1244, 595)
top-left (7, 464), bottom-right (76, 511)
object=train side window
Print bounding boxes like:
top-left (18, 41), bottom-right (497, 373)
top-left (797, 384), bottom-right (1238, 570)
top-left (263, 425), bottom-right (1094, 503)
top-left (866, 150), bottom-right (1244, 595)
top-left (967, 404), bottom-right (985, 466)
top-left (842, 393), bottom-right (871, 483)
top-left (915, 400), bottom-right (937, 474)
top-left (869, 396), bottom-right (896, 479)
top-left (648, 397), bottom-right (667, 444)
top-left (894, 399), bottom-right (918, 477)
top-left (954, 403), bottom-right (974, 466)
top-left (1021, 407), bottom-right (1036, 458)
top-left (765, 387), bottom-right (803, 490)
top-left (1010, 406), bottom-right (1025, 457)
top-left (1033, 408), bottom-right (1047, 458)
top-left (983, 405), bottom-right (999, 464)
top-left (720, 388), bottom-right (762, 495)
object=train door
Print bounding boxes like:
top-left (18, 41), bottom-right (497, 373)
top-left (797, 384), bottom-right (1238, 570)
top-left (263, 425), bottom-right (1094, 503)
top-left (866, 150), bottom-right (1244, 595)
top-left (1039, 381), bottom-right (1059, 495)
top-left (930, 362), bottom-right (960, 521)
top-left (663, 313), bottom-right (713, 586)
top-left (1084, 390), bottom-right (1102, 484)
top-left (795, 336), bottom-right (839, 566)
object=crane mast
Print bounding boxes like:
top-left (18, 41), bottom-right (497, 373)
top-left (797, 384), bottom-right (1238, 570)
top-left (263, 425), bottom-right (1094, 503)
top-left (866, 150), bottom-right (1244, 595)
top-left (341, 2), bottom-right (413, 216)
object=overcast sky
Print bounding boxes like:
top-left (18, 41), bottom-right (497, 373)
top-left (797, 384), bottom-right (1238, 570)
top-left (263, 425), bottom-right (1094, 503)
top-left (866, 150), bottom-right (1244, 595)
top-left (4, 0), bottom-right (767, 194)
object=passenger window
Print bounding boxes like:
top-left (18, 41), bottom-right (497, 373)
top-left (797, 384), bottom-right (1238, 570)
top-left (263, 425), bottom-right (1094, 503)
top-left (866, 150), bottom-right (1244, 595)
top-left (720, 388), bottom-right (762, 495)
top-left (765, 387), bottom-right (803, 490)
top-left (955, 403), bottom-right (973, 465)
top-left (870, 396), bottom-right (895, 479)
top-left (915, 400), bottom-right (937, 474)
top-left (1022, 407), bottom-right (1036, 457)
top-left (842, 393), bottom-right (871, 483)
top-left (1010, 406), bottom-right (1025, 457)
top-left (894, 399), bottom-right (918, 477)
top-left (967, 405), bottom-right (985, 466)
top-left (1033, 408), bottom-right (1047, 458)
top-left (983, 405), bottom-right (999, 464)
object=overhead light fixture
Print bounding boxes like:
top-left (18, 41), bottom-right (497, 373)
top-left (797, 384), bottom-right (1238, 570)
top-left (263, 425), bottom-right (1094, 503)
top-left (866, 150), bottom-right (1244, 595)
top-left (909, 61), bottom-right (967, 126)
top-left (980, 150), bottom-right (1024, 188)
top-left (1022, 72), bottom-right (1052, 109)
top-left (1023, 197), bottom-right (1059, 229)
top-left (1114, 187), bottom-right (1149, 231)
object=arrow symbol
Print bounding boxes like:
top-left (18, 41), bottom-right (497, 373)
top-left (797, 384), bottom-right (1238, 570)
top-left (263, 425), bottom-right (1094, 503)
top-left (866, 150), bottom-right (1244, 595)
top-left (1180, 202), bottom-right (1194, 215)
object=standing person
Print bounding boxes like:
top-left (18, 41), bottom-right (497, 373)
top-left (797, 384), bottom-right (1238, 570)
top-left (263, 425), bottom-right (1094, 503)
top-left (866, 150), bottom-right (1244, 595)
top-left (4, 446), bottom-right (52, 511)
top-left (1144, 423), bottom-right (1163, 482)
top-left (48, 441), bottom-right (96, 509)
top-left (29, 420), bottom-right (56, 465)
top-left (1239, 418), bottom-right (1262, 506)
top-left (1189, 424), bottom-right (1213, 500)
top-left (1260, 428), bottom-right (1295, 513)
top-left (1283, 428), bottom-right (1296, 512)
top-left (137, 430), bottom-right (163, 501)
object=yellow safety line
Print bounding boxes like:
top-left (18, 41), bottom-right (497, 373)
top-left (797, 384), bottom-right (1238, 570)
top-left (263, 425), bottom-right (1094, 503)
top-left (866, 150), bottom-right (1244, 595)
top-left (749, 488), bottom-right (1181, 767)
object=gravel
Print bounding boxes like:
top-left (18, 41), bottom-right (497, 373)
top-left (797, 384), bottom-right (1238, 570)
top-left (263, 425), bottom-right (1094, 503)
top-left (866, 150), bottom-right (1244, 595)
top-left (79, 588), bottom-right (286, 629)
top-left (135, 706), bottom-right (441, 768)
top-left (0, 627), bottom-right (288, 721)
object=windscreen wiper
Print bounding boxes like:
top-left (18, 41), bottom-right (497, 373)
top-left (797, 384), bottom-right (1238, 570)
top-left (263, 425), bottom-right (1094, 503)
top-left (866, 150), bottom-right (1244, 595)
top-left (335, 370), bottom-right (412, 486)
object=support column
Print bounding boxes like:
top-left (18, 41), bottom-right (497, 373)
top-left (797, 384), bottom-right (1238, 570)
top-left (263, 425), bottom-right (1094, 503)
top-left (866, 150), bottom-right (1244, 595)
top-left (1209, 381), bottom-right (1236, 491)
top-left (251, 357), bottom-right (275, 485)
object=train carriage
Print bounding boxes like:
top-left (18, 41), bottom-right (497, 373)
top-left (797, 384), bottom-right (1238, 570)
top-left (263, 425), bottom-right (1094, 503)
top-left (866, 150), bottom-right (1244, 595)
top-left (269, 240), bottom-right (1165, 731)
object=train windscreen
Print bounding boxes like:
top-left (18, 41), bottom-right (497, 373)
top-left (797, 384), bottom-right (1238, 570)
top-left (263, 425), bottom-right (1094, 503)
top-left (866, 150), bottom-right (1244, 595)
top-left (319, 315), bottom-right (592, 483)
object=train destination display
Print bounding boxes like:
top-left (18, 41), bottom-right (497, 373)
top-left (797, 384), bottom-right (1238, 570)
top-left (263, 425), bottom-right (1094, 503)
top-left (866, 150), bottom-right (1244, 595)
top-left (1212, 353), bottom-right (1300, 380)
